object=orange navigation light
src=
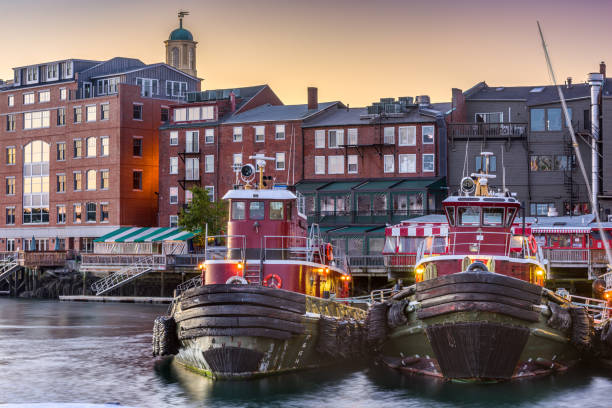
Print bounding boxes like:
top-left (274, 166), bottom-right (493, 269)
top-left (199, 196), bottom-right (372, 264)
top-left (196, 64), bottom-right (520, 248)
top-left (415, 266), bottom-right (424, 275)
top-left (237, 262), bottom-right (244, 270)
top-left (325, 268), bottom-right (330, 274)
top-left (198, 262), bottom-right (206, 270)
top-left (535, 267), bottom-right (545, 277)
top-left (605, 292), bottom-right (610, 300)
top-left (317, 268), bottom-right (324, 274)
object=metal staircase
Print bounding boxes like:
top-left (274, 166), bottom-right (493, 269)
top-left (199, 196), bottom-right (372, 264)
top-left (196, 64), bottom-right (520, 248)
top-left (0, 256), bottom-right (21, 282)
top-left (244, 263), bottom-right (261, 285)
top-left (91, 256), bottom-right (155, 295)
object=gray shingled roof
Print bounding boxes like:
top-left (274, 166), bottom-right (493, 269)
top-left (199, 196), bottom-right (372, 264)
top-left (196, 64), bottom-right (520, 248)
top-left (302, 105), bottom-right (442, 128)
top-left (224, 102), bottom-right (338, 124)
top-left (467, 82), bottom-right (591, 106)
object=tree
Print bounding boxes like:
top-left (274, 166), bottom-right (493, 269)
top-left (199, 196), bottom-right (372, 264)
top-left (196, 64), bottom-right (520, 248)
top-left (179, 186), bottom-right (227, 246)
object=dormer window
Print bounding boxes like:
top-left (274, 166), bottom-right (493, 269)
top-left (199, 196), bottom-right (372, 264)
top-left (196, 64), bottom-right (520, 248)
top-left (47, 64), bottom-right (59, 81)
top-left (26, 67), bottom-right (38, 83)
top-left (62, 61), bottom-right (73, 78)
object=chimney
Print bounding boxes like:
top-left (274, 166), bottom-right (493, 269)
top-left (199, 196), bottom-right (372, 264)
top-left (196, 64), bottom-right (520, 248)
top-left (230, 91), bottom-right (236, 112)
top-left (600, 61), bottom-right (606, 77)
top-left (588, 72), bottom-right (604, 215)
top-left (566, 77), bottom-right (572, 88)
top-left (307, 87), bottom-right (318, 110)
top-left (416, 95), bottom-right (430, 107)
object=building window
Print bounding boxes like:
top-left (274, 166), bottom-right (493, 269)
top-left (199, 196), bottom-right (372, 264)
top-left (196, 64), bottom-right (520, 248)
top-left (188, 106), bottom-right (200, 121)
top-left (57, 108), bottom-right (66, 126)
top-left (476, 155), bottom-right (497, 172)
top-left (86, 202), bottom-right (96, 222)
top-left (133, 104), bottom-right (143, 120)
top-left (133, 171), bottom-right (143, 190)
top-left (384, 155), bottom-right (394, 173)
top-left (6, 114), bottom-right (15, 131)
top-left (384, 127), bottom-right (395, 144)
top-left (57, 205), bottom-right (66, 224)
top-left (6, 177), bottom-right (15, 195)
top-left (530, 202), bottom-right (554, 216)
top-left (274, 124), bottom-right (285, 140)
top-left (422, 125), bottom-right (435, 144)
top-left (475, 112), bottom-right (503, 123)
top-left (97, 77), bottom-right (119, 95)
top-left (136, 78), bottom-right (158, 97)
top-left (166, 80), bottom-right (187, 97)
top-left (23, 93), bottom-right (34, 105)
top-left (530, 155), bottom-right (573, 171)
top-left (73, 171), bottom-right (82, 191)
top-left (315, 130), bottom-right (325, 148)
top-left (56, 174), bottom-right (65, 193)
top-left (38, 90), bottom-right (50, 103)
top-left (205, 186), bottom-right (215, 201)
top-left (174, 108), bottom-right (187, 122)
top-left (205, 155), bottom-right (214, 173)
top-left (24, 111), bottom-right (50, 129)
top-left (205, 128), bottom-right (214, 144)
top-left (169, 215), bottom-right (178, 228)
top-left (233, 153), bottom-right (242, 167)
top-left (59, 88), bottom-right (67, 101)
top-left (347, 128), bottom-right (358, 145)
top-left (101, 103), bottom-right (109, 120)
top-left (47, 64), bottom-right (59, 80)
top-left (73, 203), bottom-right (81, 223)
top-left (202, 106), bottom-right (215, 120)
top-left (275, 152), bottom-right (285, 170)
top-left (233, 127), bottom-right (243, 142)
top-left (100, 136), bottom-right (109, 156)
top-left (6, 207), bottom-right (15, 225)
top-left (100, 203), bottom-right (109, 222)
top-left (398, 126), bottom-right (416, 146)
top-left (26, 67), bottom-right (39, 83)
top-left (86, 137), bottom-right (96, 157)
top-left (22, 141), bottom-right (49, 224)
top-left (315, 156), bottom-right (325, 174)
top-left (399, 154), bottom-right (416, 173)
top-left (170, 131), bottom-right (179, 145)
top-left (100, 170), bottom-right (109, 190)
top-left (254, 126), bottom-right (265, 142)
top-left (423, 154), bottom-right (435, 172)
top-left (133, 137), bottom-right (143, 157)
top-left (161, 107), bottom-right (169, 122)
top-left (547, 108), bottom-right (562, 131)
top-left (8, 95), bottom-right (14, 107)
top-left (73, 139), bottom-right (82, 158)
top-left (185, 158), bottom-right (199, 181)
top-left (57, 142), bottom-right (65, 161)
top-left (348, 155), bottom-right (358, 174)
top-left (62, 61), bottom-right (72, 78)
top-left (328, 130), bottom-right (344, 148)
top-left (86, 170), bottom-right (96, 190)
top-left (328, 155), bottom-right (344, 174)
top-left (7, 239), bottom-right (15, 251)
top-left (73, 106), bottom-right (82, 123)
top-left (170, 187), bottom-right (178, 204)
top-left (6, 147), bottom-right (15, 165)
top-left (170, 157), bottom-right (178, 174)
top-left (186, 131), bottom-right (199, 153)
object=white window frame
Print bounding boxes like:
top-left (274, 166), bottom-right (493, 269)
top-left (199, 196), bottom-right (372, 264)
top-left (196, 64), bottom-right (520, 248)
top-left (205, 128), bottom-right (214, 144)
top-left (233, 153), bottom-right (242, 166)
top-left (201, 106), bottom-right (215, 120)
top-left (423, 154), bottom-right (435, 172)
top-left (474, 112), bottom-right (503, 123)
top-left (348, 155), bottom-right (358, 174)
top-left (38, 90), bottom-right (50, 103)
top-left (315, 156), bottom-right (325, 174)
top-left (384, 127), bottom-right (395, 144)
top-left (100, 103), bottom-right (110, 120)
top-left (328, 155), bottom-right (345, 175)
top-left (422, 125), bottom-right (435, 145)
top-left (26, 67), bottom-right (39, 84)
top-left (399, 154), bottom-right (416, 173)
top-left (398, 126), bottom-right (416, 146)
top-left (254, 125), bottom-right (265, 143)
top-left (86, 105), bottom-right (96, 122)
top-left (169, 215), bottom-right (178, 228)
top-left (275, 124), bottom-right (285, 140)
top-left (100, 169), bottom-right (109, 190)
top-left (23, 93), bottom-right (34, 105)
top-left (23, 111), bottom-right (50, 130)
top-left (328, 129), bottom-right (344, 148)
top-left (169, 131), bottom-right (179, 146)
top-left (186, 131), bottom-right (199, 153)
top-left (205, 186), bottom-right (215, 201)
top-left (169, 157), bottom-right (178, 174)
top-left (86, 137), bottom-right (96, 157)
top-left (59, 88), bottom-right (67, 101)
top-left (384, 154), bottom-right (394, 173)
top-left (315, 130), bottom-right (325, 148)
top-left (100, 136), bottom-right (109, 157)
top-left (169, 187), bottom-right (179, 204)
top-left (174, 108), bottom-right (187, 122)
top-left (47, 64), bottom-right (59, 81)
top-left (205, 155), bottom-right (214, 173)
top-left (233, 127), bottom-right (243, 142)
top-left (275, 152), bottom-right (285, 170)
top-left (7, 95), bottom-right (14, 107)
top-left (347, 128), bottom-right (358, 145)
top-left (185, 157), bottom-right (199, 181)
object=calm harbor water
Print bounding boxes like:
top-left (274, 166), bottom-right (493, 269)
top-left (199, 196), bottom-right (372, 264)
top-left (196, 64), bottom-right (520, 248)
top-left (1, 298), bottom-right (612, 408)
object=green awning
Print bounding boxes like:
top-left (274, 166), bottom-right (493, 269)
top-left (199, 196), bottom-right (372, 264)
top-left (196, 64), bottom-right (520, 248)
top-left (114, 227), bottom-right (154, 242)
top-left (390, 177), bottom-right (446, 191)
top-left (295, 181), bottom-right (329, 193)
top-left (327, 226), bottom-right (381, 235)
top-left (318, 181), bottom-right (363, 192)
top-left (308, 226), bottom-right (343, 233)
top-left (95, 227), bottom-right (196, 243)
top-left (93, 227), bottom-right (133, 242)
top-left (354, 180), bottom-right (399, 191)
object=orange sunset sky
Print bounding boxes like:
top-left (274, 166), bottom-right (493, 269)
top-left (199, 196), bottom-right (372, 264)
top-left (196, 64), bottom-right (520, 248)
top-left (1, 0), bottom-right (611, 106)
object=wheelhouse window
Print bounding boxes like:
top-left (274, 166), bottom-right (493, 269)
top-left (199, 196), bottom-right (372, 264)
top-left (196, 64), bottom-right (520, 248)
top-left (270, 202), bottom-right (284, 220)
top-left (505, 207), bottom-right (517, 226)
top-left (482, 208), bottom-right (504, 226)
top-left (232, 201), bottom-right (245, 220)
top-left (458, 207), bottom-right (481, 226)
top-left (249, 201), bottom-right (265, 220)
top-left (445, 207), bottom-right (455, 226)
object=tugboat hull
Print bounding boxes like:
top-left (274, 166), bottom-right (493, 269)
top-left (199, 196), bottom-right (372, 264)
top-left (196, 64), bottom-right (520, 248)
top-left (377, 272), bottom-right (585, 381)
top-left (169, 284), bottom-right (366, 379)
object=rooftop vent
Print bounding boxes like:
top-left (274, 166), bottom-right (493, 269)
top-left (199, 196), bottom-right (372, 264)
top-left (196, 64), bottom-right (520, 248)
top-left (415, 95), bottom-right (430, 106)
top-left (529, 87), bottom-right (545, 93)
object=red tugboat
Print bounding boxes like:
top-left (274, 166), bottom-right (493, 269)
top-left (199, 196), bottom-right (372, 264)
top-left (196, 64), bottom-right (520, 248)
top-left (153, 157), bottom-right (366, 379)
top-left (369, 152), bottom-right (591, 381)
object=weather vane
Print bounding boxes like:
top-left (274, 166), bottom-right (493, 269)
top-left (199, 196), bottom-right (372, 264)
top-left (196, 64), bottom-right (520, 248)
top-left (178, 10), bottom-right (189, 27)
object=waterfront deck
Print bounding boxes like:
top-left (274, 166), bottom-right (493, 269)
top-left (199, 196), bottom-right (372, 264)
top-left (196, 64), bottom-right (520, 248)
top-left (59, 295), bottom-right (173, 303)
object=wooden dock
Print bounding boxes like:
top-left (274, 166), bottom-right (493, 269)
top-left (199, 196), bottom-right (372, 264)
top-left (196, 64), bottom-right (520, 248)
top-left (59, 295), bottom-right (173, 304)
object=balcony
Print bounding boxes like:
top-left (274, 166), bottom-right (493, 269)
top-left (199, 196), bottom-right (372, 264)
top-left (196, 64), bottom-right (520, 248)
top-left (448, 123), bottom-right (527, 142)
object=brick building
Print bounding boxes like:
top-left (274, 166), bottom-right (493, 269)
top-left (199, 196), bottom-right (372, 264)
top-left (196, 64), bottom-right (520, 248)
top-left (0, 57), bottom-right (199, 252)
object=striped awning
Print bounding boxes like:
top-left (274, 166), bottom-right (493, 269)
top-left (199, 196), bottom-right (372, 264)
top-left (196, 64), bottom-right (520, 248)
top-left (94, 227), bottom-right (196, 243)
top-left (388, 225), bottom-right (449, 237)
top-left (532, 227), bottom-right (591, 234)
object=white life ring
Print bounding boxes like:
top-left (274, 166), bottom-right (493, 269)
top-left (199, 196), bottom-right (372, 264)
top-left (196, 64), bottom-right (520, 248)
top-left (226, 275), bottom-right (248, 285)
